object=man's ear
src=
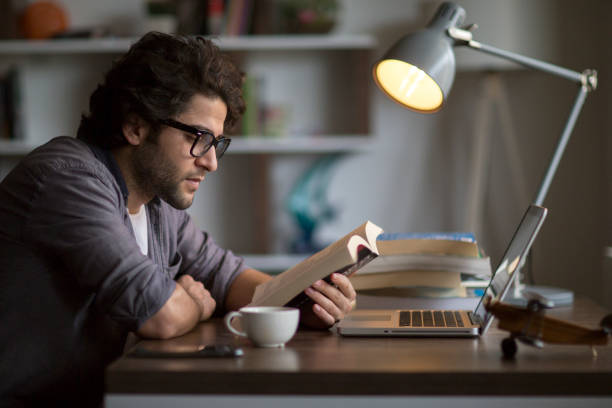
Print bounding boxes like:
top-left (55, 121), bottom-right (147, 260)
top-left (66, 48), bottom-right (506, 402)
top-left (122, 115), bottom-right (149, 146)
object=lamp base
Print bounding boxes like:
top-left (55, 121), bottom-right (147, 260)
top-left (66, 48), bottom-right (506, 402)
top-left (504, 285), bottom-right (574, 308)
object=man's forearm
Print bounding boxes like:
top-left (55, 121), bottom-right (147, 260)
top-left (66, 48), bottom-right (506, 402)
top-left (225, 268), bottom-right (272, 311)
top-left (136, 283), bottom-right (202, 339)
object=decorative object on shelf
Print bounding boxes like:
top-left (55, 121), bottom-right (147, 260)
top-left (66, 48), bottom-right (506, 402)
top-left (279, 0), bottom-right (338, 34)
top-left (286, 155), bottom-right (342, 254)
top-left (240, 74), bottom-right (263, 137)
top-left (372, 1), bottom-right (597, 308)
top-left (19, 1), bottom-right (69, 39)
top-left (240, 75), bottom-right (291, 138)
top-left (144, 0), bottom-right (178, 34)
top-left (206, 0), bottom-right (225, 35)
top-left (484, 296), bottom-right (611, 359)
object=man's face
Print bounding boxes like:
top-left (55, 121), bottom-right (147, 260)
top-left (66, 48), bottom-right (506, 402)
top-left (131, 94), bottom-right (227, 210)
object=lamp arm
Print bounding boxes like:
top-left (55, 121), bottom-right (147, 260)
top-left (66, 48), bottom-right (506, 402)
top-left (448, 26), bottom-right (598, 206)
top-left (533, 85), bottom-right (588, 206)
top-left (448, 27), bottom-right (597, 88)
top-left (468, 40), bottom-right (584, 83)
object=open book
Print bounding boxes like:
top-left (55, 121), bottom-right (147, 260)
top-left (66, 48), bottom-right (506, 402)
top-left (249, 221), bottom-right (383, 307)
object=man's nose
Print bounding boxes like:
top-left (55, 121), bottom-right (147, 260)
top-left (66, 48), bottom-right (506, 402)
top-left (195, 147), bottom-right (218, 172)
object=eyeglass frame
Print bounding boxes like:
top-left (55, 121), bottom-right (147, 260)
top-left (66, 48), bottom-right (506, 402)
top-left (159, 118), bottom-right (231, 159)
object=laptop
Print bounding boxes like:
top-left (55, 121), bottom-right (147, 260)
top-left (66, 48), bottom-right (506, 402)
top-left (336, 204), bottom-right (548, 337)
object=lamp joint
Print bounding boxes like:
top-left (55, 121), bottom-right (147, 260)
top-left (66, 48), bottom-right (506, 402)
top-left (447, 26), bottom-right (472, 43)
top-left (581, 69), bottom-right (598, 92)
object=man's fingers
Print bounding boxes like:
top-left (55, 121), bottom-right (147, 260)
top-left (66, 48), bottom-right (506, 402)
top-left (311, 303), bottom-right (336, 327)
top-left (305, 285), bottom-right (343, 321)
top-left (177, 275), bottom-right (216, 321)
top-left (177, 274), bottom-right (195, 287)
top-left (311, 276), bottom-right (355, 315)
top-left (177, 275), bottom-right (205, 293)
top-left (301, 274), bottom-right (359, 328)
top-left (330, 274), bottom-right (357, 306)
top-left (200, 293), bottom-right (216, 320)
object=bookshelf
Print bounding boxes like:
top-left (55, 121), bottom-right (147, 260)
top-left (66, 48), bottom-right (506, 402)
top-left (0, 136), bottom-right (372, 156)
top-left (0, 35), bottom-right (376, 54)
top-left (0, 34), bottom-right (377, 269)
top-left (0, 35), bottom-right (375, 154)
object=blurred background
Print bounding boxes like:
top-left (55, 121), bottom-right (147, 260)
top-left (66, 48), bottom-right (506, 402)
top-left (0, 0), bottom-right (610, 308)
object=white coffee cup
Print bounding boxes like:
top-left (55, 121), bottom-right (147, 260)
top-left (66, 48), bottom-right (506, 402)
top-left (224, 306), bottom-right (300, 348)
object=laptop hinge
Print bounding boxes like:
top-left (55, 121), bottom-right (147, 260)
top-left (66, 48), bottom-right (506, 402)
top-left (468, 311), bottom-right (481, 326)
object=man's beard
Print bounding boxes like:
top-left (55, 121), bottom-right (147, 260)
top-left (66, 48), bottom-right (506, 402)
top-left (130, 138), bottom-right (196, 210)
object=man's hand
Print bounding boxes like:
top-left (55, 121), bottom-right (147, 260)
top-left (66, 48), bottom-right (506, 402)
top-left (176, 274), bottom-right (216, 321)
top-left (301, 273), bottom-right (357, 328)
top-left (137, 275), bottom-right (216, 339)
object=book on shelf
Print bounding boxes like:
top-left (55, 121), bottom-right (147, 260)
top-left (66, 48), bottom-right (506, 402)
top-left (0, 66), bottom-right (22, 141)
top-left (223, 0), bottom-right (254, 36)
top-left (248, 220), bottom-right (383, 307)
top-left (350, 232), bottom-right (491, 298)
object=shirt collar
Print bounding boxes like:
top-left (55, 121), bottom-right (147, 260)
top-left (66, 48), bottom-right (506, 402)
top-left (87, 143), bottom-right (130, 205)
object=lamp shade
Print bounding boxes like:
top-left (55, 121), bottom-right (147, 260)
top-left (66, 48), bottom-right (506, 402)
top-left (373, 2), bottom-right (466, 113)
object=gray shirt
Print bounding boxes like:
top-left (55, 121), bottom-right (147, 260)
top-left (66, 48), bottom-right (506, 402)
top-left (0, 136), bottom-right (247, 405)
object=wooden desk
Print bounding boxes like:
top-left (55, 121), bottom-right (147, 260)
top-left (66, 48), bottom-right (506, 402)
top-left (106, 297), bottom-right (612, 407)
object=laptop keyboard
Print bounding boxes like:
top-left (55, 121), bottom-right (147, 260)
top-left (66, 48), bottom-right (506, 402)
top-left (398, 310), bottom-right (465, 328)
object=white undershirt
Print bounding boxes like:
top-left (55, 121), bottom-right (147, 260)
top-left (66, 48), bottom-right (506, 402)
top-left (128, 205), bottom-right (148, 256)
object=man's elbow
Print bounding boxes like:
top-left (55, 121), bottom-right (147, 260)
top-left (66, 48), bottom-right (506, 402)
top-left (137, 316), bottom-right (186, 340)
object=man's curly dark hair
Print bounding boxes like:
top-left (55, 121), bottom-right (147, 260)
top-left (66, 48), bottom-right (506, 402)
top-left (77, 32), bottom-right (245, 149)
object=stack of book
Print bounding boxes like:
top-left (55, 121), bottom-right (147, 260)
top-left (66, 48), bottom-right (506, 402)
top-left (350, 233), bottom-right (491, 298)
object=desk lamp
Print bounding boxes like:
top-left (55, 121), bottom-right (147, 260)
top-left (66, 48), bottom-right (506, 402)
top-left (373, 2), bottom-right (597, 306)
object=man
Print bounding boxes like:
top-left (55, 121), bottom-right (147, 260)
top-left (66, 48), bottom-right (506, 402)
top-left (0, 32), bottom-right (356, 407)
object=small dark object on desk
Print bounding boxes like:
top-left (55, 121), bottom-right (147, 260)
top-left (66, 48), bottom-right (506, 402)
top-left (128, 344), bottom-right (243, 358)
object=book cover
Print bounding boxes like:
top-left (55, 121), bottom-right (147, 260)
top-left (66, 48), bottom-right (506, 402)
top-left (350, 269), bottom-right (463, 291)
top-left (376, 232), bottom-right (481, 257)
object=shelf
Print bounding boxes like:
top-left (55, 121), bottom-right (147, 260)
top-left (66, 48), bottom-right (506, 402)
top-left (0, 140), bottom-right (38, 156)
top-left (0, 38), bottom-right (133, 55)
top-left (214, 35), bottom-right (377, 50)
top-left (240, 253), bottom-right (309, 273)
top-left (229, 136), bottom-right (373, 154)
top-left (0, 136), bottom-right (374, 157)
top-left (0, 35), bottom-right (376, 55)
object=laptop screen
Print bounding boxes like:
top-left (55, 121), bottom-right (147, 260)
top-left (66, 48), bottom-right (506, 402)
top-left (472, 205), bottom-right (548, 333)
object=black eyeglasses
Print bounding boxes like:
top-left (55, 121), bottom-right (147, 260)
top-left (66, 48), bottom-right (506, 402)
top-left (160, 119), bottom-right (231, 159)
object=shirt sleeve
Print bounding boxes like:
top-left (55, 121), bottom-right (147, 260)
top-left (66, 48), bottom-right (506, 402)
top-left (24, 163), bottom-right (175, 332)
top-left (174, 210), bottom-right (249, 314)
